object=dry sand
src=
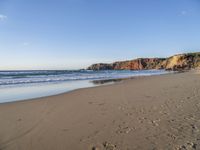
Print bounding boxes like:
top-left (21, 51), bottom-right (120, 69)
top-left (0, 71), bottom-right (200, 150)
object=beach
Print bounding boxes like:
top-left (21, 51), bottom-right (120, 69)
top-left (0, 70), bottom-right (200, 150)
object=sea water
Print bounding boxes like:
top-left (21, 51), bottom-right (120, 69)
top-left (0, 70), bottom-right (169, 103)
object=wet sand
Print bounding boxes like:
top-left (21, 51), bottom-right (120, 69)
top-left (0, 70), bottom-right (200, 150)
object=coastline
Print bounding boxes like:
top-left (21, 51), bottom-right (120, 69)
top-left (0, 69), bottom-right (168, 103)
top-left (0, 70), bottom-right (200, 149)
top-left (0, 70), bottom-right (170, 104)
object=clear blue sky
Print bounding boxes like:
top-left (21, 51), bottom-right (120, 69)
top-left (0, 0), bottom-right (200, 70)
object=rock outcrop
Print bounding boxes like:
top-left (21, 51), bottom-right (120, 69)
top-left (163, 53), bottom-right (200, 70)
top-left (87, 52), bottom-right (200, 71)
top-left (86, 63), bottom-right (113, 70)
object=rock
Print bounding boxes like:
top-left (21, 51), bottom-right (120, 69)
top-left (87, 63), bottom-right (113, 70)
top-left (164, 53), bottom-right (200, 71)
top-left (87, 58), bottom-right (166, 70)
top-left (87, 52), bottom-right (200, 71)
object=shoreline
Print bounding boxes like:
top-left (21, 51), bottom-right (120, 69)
top-left (0, 71), bottom-right (173, 105)
top-left (0, 70), bottom-right (199, 149)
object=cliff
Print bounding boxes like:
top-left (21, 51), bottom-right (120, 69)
top-left (87, 52), bottom-right (200, 71)
top-left (164, 53), bottom-right (200, 70)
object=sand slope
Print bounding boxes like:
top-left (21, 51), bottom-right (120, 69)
top-left (0, 71), bottom-right (200, 150)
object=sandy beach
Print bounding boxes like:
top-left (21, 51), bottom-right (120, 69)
top-left (0, 71), bottom-right (200, 150)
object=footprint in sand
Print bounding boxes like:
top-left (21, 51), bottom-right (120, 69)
top-left (90, 142), bottom-right (117, 150)
top-left (102, 141), bottom-right (117, 150)
top-left (178, 142), bottom-right (197, 150)
top-left (115, 125), bottom-right (135, 134)
top-left (191, 124), bottom-right (199, 133)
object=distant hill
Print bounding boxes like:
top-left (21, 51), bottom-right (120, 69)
top-left (87, 52), bottom-right (200, 71)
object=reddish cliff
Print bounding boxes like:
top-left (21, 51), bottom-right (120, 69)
top-left (87, 52), bottom-right (200, 71)
top-left (87, 58), bottom-right (166, 70)
top-left (112, 58), bottom-right (166, 70)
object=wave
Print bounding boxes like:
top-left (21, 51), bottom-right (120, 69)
top-left (0, 70), bottom-right (168, 86)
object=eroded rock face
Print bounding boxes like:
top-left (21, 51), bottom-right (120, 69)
top-left (87, 52), bottom-right (200, 71)
top-left (112, 58), bottom-right (166, 70)
top-left (87, 58), bottom-right (166, 70)
top-left (164, 53), bottom-right (200, 70)
top-left (87, 63), bottom-right (113, 70)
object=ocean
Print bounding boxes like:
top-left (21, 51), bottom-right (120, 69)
top-left (0, 70), bottom-right (169, 103)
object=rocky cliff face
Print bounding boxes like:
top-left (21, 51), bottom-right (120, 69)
top-left (87, 52), bottom-right (200, 71)
top-left (87, 58), bottom-right (166, 70)
top-left (87, 63), bottom-right (113, 70)
top-left (112, 58), bottom-right (166, 70)
top-left (164, 53), bottom-right (200, 70)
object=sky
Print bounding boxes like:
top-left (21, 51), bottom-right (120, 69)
top-left (0, 0), bottom-right (200, 70)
